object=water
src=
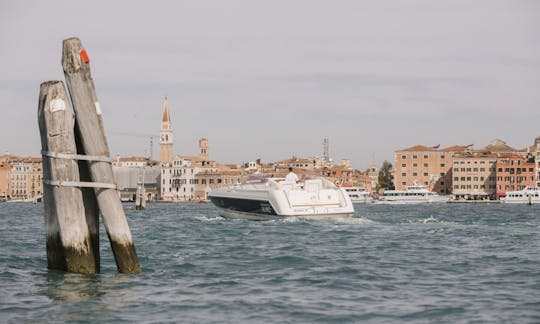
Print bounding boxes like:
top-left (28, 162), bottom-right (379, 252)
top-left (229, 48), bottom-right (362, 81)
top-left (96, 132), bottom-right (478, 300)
top-left (1, 202), bottom-right (539, 323)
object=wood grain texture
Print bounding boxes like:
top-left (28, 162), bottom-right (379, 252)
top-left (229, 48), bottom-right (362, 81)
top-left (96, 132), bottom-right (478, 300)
top-left (38, 80), bottom-right (97, 273)
top-left (62, 37), bottom-right (141, 273)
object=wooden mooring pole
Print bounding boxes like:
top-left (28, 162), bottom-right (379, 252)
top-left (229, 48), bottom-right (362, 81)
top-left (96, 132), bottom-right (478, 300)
top-left (62, 37), bottom-right (141, 273)
top-left (38, 81), bottom-right (97, 273)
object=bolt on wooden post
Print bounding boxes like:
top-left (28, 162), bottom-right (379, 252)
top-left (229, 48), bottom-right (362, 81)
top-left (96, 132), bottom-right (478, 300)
top-left (38, 81), bottom-right (97, 273)
top-left (62, 37), bottom-right (141, 273)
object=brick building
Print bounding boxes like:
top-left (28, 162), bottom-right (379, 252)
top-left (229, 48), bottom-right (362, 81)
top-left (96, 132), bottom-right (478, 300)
top-left (452, 153), bottom-right (497, 200)
top-left (495, 153), bottom-right (536, 197)
top-left (394, 144), bottom-right (470, 194)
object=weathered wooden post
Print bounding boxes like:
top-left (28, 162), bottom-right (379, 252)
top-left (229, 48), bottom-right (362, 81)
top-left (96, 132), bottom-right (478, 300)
top-left (74, 130), bottom-right (101, 270)
top-left (38, 81), bottom-right (97, 273)
top-left (135, 182), bottom-right (147, 210)
top-left (62, 37), bottom-right (141, 273)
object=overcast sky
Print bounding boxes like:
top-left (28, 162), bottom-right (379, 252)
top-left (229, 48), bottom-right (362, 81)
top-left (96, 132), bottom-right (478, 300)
top-left (1, 0), bottom-right (539, 169)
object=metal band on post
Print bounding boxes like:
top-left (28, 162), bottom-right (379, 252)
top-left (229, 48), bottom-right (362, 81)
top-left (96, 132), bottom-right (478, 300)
top-left (43, 179), bottom-right (117, 189)
top-left (41, 150), bottom-right (112, 163)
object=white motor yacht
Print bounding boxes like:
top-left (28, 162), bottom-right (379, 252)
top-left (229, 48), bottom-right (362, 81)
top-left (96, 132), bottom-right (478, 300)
top-left (343, 187), bottom-right (373, 203)
top-left (208, 176), bottom-right (354, 220)
top-left (500, 187), bottom-right (540, 204)
top-left (378, 184), bottom-right (449, 204)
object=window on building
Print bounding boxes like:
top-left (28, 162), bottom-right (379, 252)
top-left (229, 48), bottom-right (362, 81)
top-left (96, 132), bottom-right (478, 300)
top-left (402, 173), bottom-right (406, 176)
top-left (440, 163), bottom-right (445, 167)
top-left (423, 173), bottom-right (428, 176)
top-left (401, 155), bottom-right (406, 159)
top-left (413, 172), bottom-right (417, 176)
top-left (423, 155), bottom-right (428, 159)
top-left (413, 155), bottom-right (418, 159)
top-left (424, 163), bottom-right (428, 167)
top-left (413, 163), bottom-right (417, 167)
top-left (402, 164), bottom-right (406, 167)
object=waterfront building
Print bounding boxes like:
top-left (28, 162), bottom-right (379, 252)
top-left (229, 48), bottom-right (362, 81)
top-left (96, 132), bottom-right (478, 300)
top-left (112, 156), bottom-right (160, 201)
top-left (394, 144), bottom-right (470, 194)
top-left (161, 153), bottom-right (219, 201)
top-left (159, 98), bottom-right (174, 166)
top-left (535, 137), bottom-right (540, 187)
top-left (8, 157), bottom-right (42, 201)
top-left (0, 164), bottom-right (11, 199)
top-left (275, 157), bottom-right (325, 170)
top-left (495, 153), bottom-right (536, 197)
top-left (194, 169), bottom-right (244, 201)
top-left (452, 152), bottom-right (497, 200)
top-left (113, 156), bottom-right (151, 168)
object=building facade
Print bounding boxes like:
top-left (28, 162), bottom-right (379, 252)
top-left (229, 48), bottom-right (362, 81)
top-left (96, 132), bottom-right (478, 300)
top-left (495, 153), bottom-right (536, 196)
top-left (394, 145), bottom-right (469, 194)
top-left (0, 164), bottom-right (11, 200)
top-left (194, 170), bottom-right (243, 200)
top-left (535, 137), bottom-right (540, 187)
top-left (452, 153), bottom-right (497, 200)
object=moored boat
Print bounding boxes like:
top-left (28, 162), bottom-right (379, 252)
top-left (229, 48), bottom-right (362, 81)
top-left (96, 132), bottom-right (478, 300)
top-left (378, 184), bottom-right (449, 204)
top-left (500, 187), bottom-right (540, 204)
top-left (208, 176), bottom-right (354, 220)
top-left (343, 187), bottom-right (374, 203)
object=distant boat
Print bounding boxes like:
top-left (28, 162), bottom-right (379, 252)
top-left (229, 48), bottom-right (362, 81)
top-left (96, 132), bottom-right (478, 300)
top-left (208, 175), bottom-right (354, 220)
top-left (343, 187), bottom-right (373, 203)
top-left (378, 183), bottom-right (449, 204)
top-left (500, 187), bottom-right (540, 204)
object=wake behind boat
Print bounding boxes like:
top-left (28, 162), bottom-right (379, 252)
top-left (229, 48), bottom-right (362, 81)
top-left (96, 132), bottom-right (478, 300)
top-left (208, 176), bottom-right (354, 220)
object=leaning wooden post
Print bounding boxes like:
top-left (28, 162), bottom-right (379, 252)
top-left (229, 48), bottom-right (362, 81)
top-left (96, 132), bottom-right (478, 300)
top-left (62, 37), bottom-right (141, 273)
top-left (74, 128), bottom-right (101, 271)
top-left (38, 81), bottom-right (97, 273)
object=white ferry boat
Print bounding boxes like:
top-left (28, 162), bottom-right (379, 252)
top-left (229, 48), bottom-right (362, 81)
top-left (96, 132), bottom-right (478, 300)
top-left (343, 187), bottom-right (373, 203)
top-left (378, 184), bottom-right (449, 204)
top-left (208, 176), bottom-right (354, 220)
top-left (500, 187), bottom-right (540, 204)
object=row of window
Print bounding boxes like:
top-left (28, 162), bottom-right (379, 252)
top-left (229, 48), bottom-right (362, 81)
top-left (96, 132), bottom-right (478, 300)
top-left (454, 167), bottom-right (490, 172)
top-left (497, 167), bottom-right (534, 174)
top-left (496, 176), bottom-right (535, 182)
top-left (400, 163), bottom-right (446, 168)
top-left (401, 172), bottom-right (445, 177)
top-left (453, 176), bottom-right (496, 182)
top-left (453, 160), bottom-right (491, 165)
top-left (401, 155), bottom-right (446, 159)
top-left (163, 178), bottom-right (241, 186)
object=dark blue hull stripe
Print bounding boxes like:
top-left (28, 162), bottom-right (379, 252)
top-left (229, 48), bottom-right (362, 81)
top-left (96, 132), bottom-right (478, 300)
top-left (209, 196), bottom-right (277, 215)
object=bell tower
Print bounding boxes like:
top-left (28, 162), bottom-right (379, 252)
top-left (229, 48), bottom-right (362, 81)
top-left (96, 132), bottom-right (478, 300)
top-left (198, 138), bottom-right (208, 160)
top-left (159, 97), bottom-right (173, 166)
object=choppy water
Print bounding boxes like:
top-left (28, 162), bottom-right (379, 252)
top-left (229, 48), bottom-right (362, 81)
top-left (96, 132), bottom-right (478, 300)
top-left (1, 202), bottom-right (540, 323)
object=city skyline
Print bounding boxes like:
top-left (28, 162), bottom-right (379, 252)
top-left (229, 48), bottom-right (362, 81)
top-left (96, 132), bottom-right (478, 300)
top-left (1, 1), bottom-right (539, 169)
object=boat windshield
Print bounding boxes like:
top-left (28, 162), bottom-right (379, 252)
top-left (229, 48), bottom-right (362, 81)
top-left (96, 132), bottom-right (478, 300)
top-left (241, 175), bottom-right (269, 184)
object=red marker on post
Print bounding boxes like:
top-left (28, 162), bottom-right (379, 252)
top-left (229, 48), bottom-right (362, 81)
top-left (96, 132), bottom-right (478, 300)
top-left (79, 49), bottom-right (90, 63)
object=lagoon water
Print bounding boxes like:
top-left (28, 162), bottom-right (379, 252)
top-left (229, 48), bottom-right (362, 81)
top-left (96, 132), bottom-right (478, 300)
top-left (1, 202), bottom-right (539, 323)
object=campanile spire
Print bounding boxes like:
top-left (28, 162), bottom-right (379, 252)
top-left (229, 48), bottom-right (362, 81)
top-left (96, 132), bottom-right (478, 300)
top-left (159, 97), bottom-right (173, 165)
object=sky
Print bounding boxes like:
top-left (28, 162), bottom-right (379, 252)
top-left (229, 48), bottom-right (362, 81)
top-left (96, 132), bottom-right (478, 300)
top-left (1, 0), bottom-right (539, 170)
